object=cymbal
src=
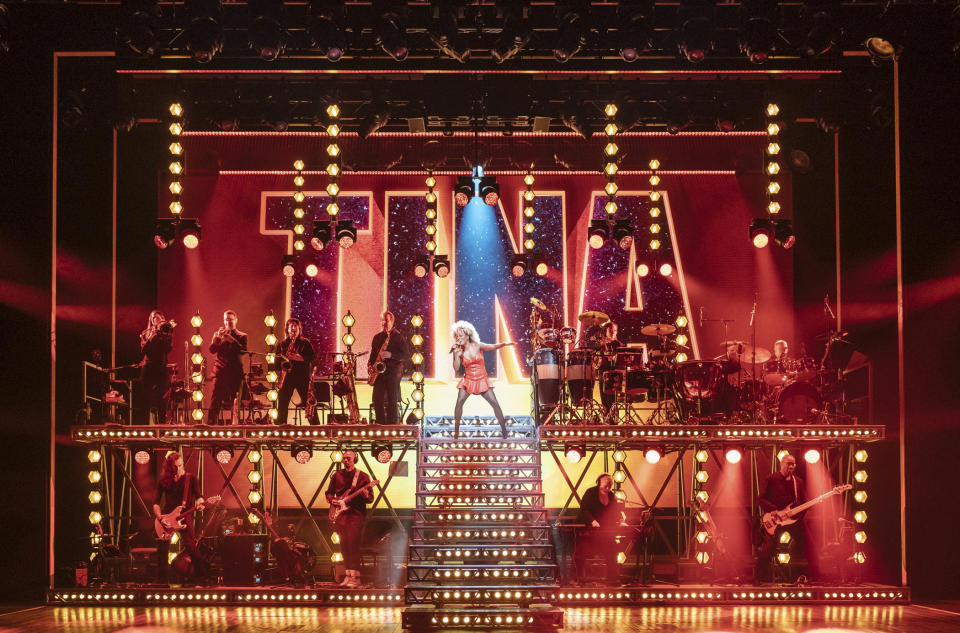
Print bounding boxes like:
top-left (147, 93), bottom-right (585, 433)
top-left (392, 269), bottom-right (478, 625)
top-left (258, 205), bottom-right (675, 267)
top-left (741, 346), bottom-right (772, 364)
top-left (720, 340), bottom-right (748, 349)
top-left (641, 323), bottom-right (676, 336)
top-left (578, 310), bottom-right (610, 326)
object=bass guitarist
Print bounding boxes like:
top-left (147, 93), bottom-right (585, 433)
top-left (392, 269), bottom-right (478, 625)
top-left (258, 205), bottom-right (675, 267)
top-left (152, 451), bottom-right (206, 585)
top-left (757, 452), bottom-right (811, 582)
top-left (368, 310), bottom-right (408, 425)
top-left (325, 450), bottom-right (373, 588)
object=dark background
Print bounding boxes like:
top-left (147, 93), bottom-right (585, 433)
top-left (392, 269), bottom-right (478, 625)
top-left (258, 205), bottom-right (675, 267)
top-left (1, 4), bottom-right (957, 601)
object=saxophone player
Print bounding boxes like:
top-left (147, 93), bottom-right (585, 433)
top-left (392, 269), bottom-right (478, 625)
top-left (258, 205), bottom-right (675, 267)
top-left (368, 311), bottom-right (408, 425)
top-left (276, 318), bottom-right (316, 425)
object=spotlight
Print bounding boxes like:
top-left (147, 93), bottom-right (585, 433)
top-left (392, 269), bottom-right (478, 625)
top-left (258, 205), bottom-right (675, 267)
top-left (454, 178), bottom-right (474, 207)
top-left (588, 220), bottom-right (609, 249)
top-left (611, 220), bottom-right (634, 250)
top-left (738, 17), bottom-right (777, 64)
top-left (773, 219), bottom-right (796, 249)
top-left (864, 34), bottom-right (898, 63)
top-left (491, 7), bottom-right (531, 63)
top-left (248, 0), bottom-right (286, 61)
top-left (358, 102), bottom-right (392, 139)
top-left (510, 254), bottom-right (527, 278)
top-left (618, 5), bottom-right (653, 61)
top-left (179, 219), bottom-right (201, 249)
top-left (804, 448), bottom-right (821, 464)
top-left (213, 446), bottom-right (234, 464)
top-left (800, 8), bottom-right (839, 58)
top-left (564, 444), bottom-right (585, 464)
top-left (335, 220), bottom-right (357, 248)
top-left (725, 448), bottom-right (743, 464)
top-left (120, 0), bottom-right (162, 57)
top-left (311, 220), bottom-right (332, 250)
top-left (308, 1), bottom-right (347, 61)
top-left (413, 255), bottom-right (430, 278)
top-left (664, 95), bottom-right (693, 135)
top-left (292, 444), bottom-right (313, 464)
top-left (560, 105), bottom-right (596, 140)
top-left (429, 3), bottom-right (470, 62)
top-left (677, 13), bottom-right (712, 63)
top-left (659, 262), bottom-right (673, 276)
top-left (553, 3), bottom-right (589, 63)
top-left (480, 179), bottom-right (500, 206)
top-left (644, 448), bottom-right (662, 464)
top-left (636, 263), bottom-right (650, 277)
top-left (305, 262), bottom-right (319, 278)
top-left (749, 217), bottom-right (773, 248)
top-left (185, 0), bottom-right (224, 64)
top-left (281, 255), bottom-right (297, 277)
top-left (372, 443), bottom-right (393, 463)
top-left (154, 219), bottom-right (176, 249)
top-left (532, 254), bottom-right (548, 277)
top-left (375, 4), bottom-right (408, 61)
top-left (433, 254), bottom-right (451, 278)
top-left (134, 449), bottom-right (151, 465)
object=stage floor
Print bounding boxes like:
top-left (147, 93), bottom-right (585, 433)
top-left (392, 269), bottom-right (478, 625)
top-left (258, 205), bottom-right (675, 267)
top-left (3, 604), bottom-right (960, 632)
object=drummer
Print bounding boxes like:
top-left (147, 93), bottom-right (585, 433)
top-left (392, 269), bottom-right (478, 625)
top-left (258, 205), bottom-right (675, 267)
top-left (765, 339), bottom-right (789, 372)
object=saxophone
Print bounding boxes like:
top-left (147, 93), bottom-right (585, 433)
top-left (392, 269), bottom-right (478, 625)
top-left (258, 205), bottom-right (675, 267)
top-left (367, 329), bottom-right (393, 386)
top-left (341, 352), bottom-right (363, 423)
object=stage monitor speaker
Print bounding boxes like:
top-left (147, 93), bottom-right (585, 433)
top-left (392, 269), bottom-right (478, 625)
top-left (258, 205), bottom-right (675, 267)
top-left (407, 117), bottom-right (426, 133)
top-left (220, 534), bottom-right (267, 586)
top-left (533, 116), bottom-right (552, 133)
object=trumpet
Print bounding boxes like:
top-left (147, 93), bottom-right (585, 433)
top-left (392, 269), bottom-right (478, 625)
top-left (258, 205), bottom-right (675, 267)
top-left (158, 320), bottom-right (177, 334)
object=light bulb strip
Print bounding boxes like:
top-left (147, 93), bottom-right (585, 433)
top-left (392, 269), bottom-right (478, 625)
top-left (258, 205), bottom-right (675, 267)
top-left (411, 315), bottom-right (425, 421)
top-left (523, 171), bottom-right (536, 253)
top-left (765, 102), bottom-right (781, 216)
top-left (636, 158), bottom-right (664, 278)
top-left (168, 102), bottom-right (184, 218)
top-left (425, 170), bottom-right (438, 257)
top-left (603, 103), bottom-right (619, 221)
top-left (341, 310), bottom-right (355, 352)
top-left (247, 445), bottom-right (264, 528)
top-left (190, 312), bottom-right (204, 422)
top-left (292, 160), bottom-right (306, 252)
top-left (852, 444), bottom-right (867, 566)
top-left (265, 312), bottom-right (279, 422)
top-left (326, 104), bottom-right (342, 223)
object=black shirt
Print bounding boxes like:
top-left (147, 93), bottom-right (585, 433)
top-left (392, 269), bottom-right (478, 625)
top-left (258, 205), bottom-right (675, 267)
top-left (370, 329), bottom-right (409, 368)
top-left (209, 330), bottom-right (248, 375)
top-left (576, 485), bottom-right (625, 530)
top-left (277, 336), bottom-right (316, 378)
top-left (157, 474), bottom-right (202, 515)
top-left (141, 331), bottom-right (173, 371)
top-left (326, 468), bottom-right (373, 515)
top-left (759, 471), bottom-right (805, 514)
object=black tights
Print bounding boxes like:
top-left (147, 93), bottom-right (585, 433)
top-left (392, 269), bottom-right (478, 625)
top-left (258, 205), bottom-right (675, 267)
top-left (454, 389), bottom-right (508, 438)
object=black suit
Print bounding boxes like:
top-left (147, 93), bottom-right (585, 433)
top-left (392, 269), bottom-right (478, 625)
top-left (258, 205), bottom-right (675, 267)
top-left (574, 485), bottom-right (625, 583)
top-left (207, 329), bottom-right (248, 424)
top-left (276, 336), bottom-right (316, 424)
top-left (140, 329), bottom-right (173, 423)
top-left (369, 329), bottom-right (408, 424)
top-left (757, 471), bottom-right (811, 581)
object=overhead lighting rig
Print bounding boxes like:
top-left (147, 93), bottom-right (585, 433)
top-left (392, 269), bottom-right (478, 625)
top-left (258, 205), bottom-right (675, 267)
top-left (752, 102), bottom-right (795, 249)
top-left (588, 104), bottom-right (630, 252)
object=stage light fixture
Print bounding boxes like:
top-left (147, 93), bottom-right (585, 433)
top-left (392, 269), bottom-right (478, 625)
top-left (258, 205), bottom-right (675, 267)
top-left (491, 7), bottom-right (531, 63)
top-left (154, 220), bottom-right (176, 249)
top-left (588, 220), bottom-right (609, 249)
top-left (248, 0), bottom-right (285, 61)
top-left (659, 262), bottom-right (673, 276)
top-left (677, 14), bottom-right (712, 63)
top-left (636, 263), bottom-right (650, 277)
top-left (804, 448), bottom-right (821, 464)
top-left (358, 102), bottom-right (392, 139)
top-left (308, 1), bottom-right (347, 61)
top-left (611, 220), bottom-right (633, 250)
top-left (292, 445), bottom-right (313, 464)
top-left (372, 443), bottom-right (393, 463)
top-left (454, 178), bottom-right (474, 207)
top-left (429, 2), bottom-right (470, 62)
top-left (644, 448), bottom-right (662, 464)
top-left (179, 219), bottom-right (201, 249)
top-left (305, 263), bottom-right (319, 278)
top-left (120, 0), bottom-right (162, 56)
top-left (619, 4), bottom-right (653, 61)
top-left (773, 219), bottom-right (796, 249)
top-left (480, 180), bottom-right (500, 206)
top-left (533, 255), bottom-right (548, 277)
top-left (134, 450), bottom-right (151, 465)
top-left (510, 254), bottom-right (527, 278)
top-left (564, 444), bottom-right (585, 464)
top-left (800, 8), bottom-right (839, 58)
top-left (413, 256), bottom-right (430, 278)
top-left (553, 3), bottom-right (589, 63)
top-left (335, 220), bottom-right (357, 249)
top-left (311, 220), bottom-right (332, 251)
top-left (375, 5), bottom-right (409, 61)
top-left (185, 0), bottom-right (224, 63)
top-left (725, 448), bottom-right (743, 464)
top-left (214, 446), bottom-right (234, 464)
top-left (281, 255), bottom-right (297, 278)
top-left (739, 17), bottom-right (776, 64)
top-left (433, 255), bottom-right (451, 279)
top-left (749, 217), bottom-right (773, 248)
top-left (560, 106), bottom-right (596, 140)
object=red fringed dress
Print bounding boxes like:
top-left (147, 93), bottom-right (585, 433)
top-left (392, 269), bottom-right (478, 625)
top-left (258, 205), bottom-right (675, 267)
top-left (457, 349), bottom-right (492, 394)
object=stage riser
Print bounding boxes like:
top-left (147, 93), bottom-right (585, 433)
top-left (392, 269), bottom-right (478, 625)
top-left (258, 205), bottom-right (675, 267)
top-left (411, 527), bottom-right (551, 543)
top-left (407, 566), bottom-right (558, 584)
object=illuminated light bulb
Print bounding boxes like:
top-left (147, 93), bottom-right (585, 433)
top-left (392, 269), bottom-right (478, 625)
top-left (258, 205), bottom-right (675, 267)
top-left (767, 181), bottom-right (781, 195)
top-left (191, 372), bottom-right (203, 384)
top-left (617, 551), bottom-right (627, 564)
top-left (695, 450), bottom-right (709, 463)
top-left (168, 162), bottom-right (183, 175)
top-left (696, 490), bottom-right (709, 503)
top-left (677, 334), bottom-right (688, 346)
top-left (265, 353), bottom-right (276, 364)
top-left (192, 390), bottom-right (204, 402)
top-left (425, 224), bottom-right (437, 236)
top-left (266, 371), bottom-right (278, 383)
top-left (695, 470), bottom-right (708, 483)
top-left (248, 512), bottom-right (260, 525)
top-left (855, 450), bottom-right (868, 463)
top-left (293, 207), bottom-right (305, 219)
top-left (649, 175), bottom-right (660, 186)
top-left (411, 314), bottom-right (424, 328)
top-left (190, 315), bottom-right (203, 328)
top-left (854, 531), bottom-right (867, 543)
top-left (326, 202), bottom-right (339, 216)
top-left (168, 122), bottom-right (183, 136)
top-left (767, 142), bottom-right (781, 155)
top-left (326, 124), bottom-right (340, 137)
top-left (426, 240), bottom-right (437, 252)
top-left (326, 104), bottom-right (340, 118)
top-left (766, 103), bottom-right (780, 117)
top-left (169, 142), bottom-right (183, 156)
top-left (854, 470), bottom-right (868, 483)
top-left (696, 531), bottom-right (709, 544)
top-left (604, 103), bottom-right (618, 117)
top-left (614, 489), bottom-right (626, 501)
top-left (247, 450), bottom-right (261, 463)
top-left (523, 174), bottom-right (535, 187)
top-left (88, 490), bottom-right (102, 504)
top-left (293, 191), bottom-right (305, 203)
top-left (753, 232), bottom-right (770, 248)
top-left (613, 450), bottom-right (626, 463)
top-left (854, 490), bottom-right (868, 503)
top-left (294, 175), bottom-right (305, 187)
top-left (650, 224), bottom-right (661, 234)
top-left (613, 469), bottom-right (626, 483)
top-left (676, 352), bottom-right (688, 362)
top-left (169, 103), bottom-right (184, 117)
top-left (777, 552), bottom-right (791, 564)
top-left (767, 123), bottom-right (781, 136)
top-left (327, 163), bottom-right (340, 177)
top-left (696, 551), bottom-right (710, 564)
top-left (326, 143), bottom-right (340, 157)
top-left (412, 371), bottom-right (424, 383)
top-left (293, 160), bottom-right (305, 171)
top-left (190, 334), bottom-right (203, 346)
top-left (265, 333), bottom-right (278, 346)
top-left (425, 209), bottom-right (437, 220)
top-left (524, 206), bottom-right (535, 218)
top-left (524, 239), bottom-right (535, 250)
top-left (605, 143), bottom-right (618, 156)
top-left (411, 334), bottom-right (424, 346)
top-left (191, 408), bottom-right (204, 421)
top-left (854, 510), bottom-right (867, 523)
top-left (342, 332), bottom-right (356, 347)
top-left (411, 352), bottom-right (424, 365)
top-left (650, 239), bottom-right (661, 250)
top-left (650, 207), bottom-right (660, 218)
top-left (636, 263), bottom-right (650, 277)
top-left (248, 490), bottom-right (262, 504)
top-left (267, 389), bottom-right (278, 402)
top-left (413, 408), bottom-right (424, 419)
top-left (644, 449), bottom-right (661, 464)
top-left (605, 123), bottom-right (619, 137)
top-left (425, 191), bottom-right (436, 204)
top-left (853, 551), bottom-right (866, 564)
top-left (804, 449), bottom-right (821, 464)
top-left (294, 224), bottom-right (305, 235)
top-left (89, 511), bottom-right (103, 524)
top-left (605, 162), bottom-right (618, 176)
top-left (87, 450), bottom-right (102, 463)
top-left (524, 222), bottom-right (535, 234)
top-left (767, 162), bottom-right (781, 175)
top-left (341, 313), bottom-right (355, 328)
top-left (768, 201), bottom-right (781, 214)
top-left (605, 201), bottom-right (618, 215)
top-left (412, 389), bottom-right (424, 402)
top-left (780, 531), bottom-right (792, 544)
top-left (604, 181), bottom-right (619, 196)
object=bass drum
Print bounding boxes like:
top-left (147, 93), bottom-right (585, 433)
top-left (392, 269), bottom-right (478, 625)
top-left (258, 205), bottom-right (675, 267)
top-left (777, 380), bottom-right (822, 423)
top-left (533, 348), bottom-right (560, 407)
top-left (566, 348), bottom-right (596, 403)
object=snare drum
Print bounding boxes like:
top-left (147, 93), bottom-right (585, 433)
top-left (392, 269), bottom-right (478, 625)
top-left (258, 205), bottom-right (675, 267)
top-left (566, 348), bottom-right (597, 402)
top-left (533, 348), bottom-right (560, 406)
top-left (537, 328), bottom-right (560, 346)
top-left (777, 380), bottom-right (821, 423)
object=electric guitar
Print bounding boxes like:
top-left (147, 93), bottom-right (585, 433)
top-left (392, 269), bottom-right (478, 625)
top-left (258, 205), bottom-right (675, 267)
top-left (760, 484), bottom-right (851, 534)
top-left (328, 479), bottom-right (380, 522)
top-left (154, 495), bottom-right (221, 540)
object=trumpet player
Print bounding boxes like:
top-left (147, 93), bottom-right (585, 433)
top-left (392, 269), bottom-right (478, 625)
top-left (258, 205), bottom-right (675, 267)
top-left (140, 310), bottom-right (175, 424)
top-left (276, 317), bottom-right (315, 425)
top-left (207, 310), bottom-right (248, 425)
top-left (368, 310), bottom-right (407, 425)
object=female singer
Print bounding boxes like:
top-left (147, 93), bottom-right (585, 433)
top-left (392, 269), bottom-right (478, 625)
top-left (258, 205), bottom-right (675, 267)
top-left (450, 320), bottom-right (515, 439)
top-left (140, 310), bottom-right (175, 424)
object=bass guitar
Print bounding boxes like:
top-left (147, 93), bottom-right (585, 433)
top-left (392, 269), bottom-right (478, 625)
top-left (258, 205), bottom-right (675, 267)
top-left (329, 479), bottom-right (380, 522)
top-left (760, 484), bottom-right (851, 534)
top-left (154, 495), bottom-right (221, 540)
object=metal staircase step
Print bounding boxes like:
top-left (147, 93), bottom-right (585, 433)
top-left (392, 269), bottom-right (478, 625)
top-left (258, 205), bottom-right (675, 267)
top-left (401, 605), bottom-right (564, 629)
top-left (406, 564), bottom-right (558, 584)
top-left (412, 508), bottom-right (549, 525)
top-left (412, 526), bottom-right (551, 544)
top-left (405, 585), bottom-right (559, 606)
top-left (408, 544), bottom-right (556, 563)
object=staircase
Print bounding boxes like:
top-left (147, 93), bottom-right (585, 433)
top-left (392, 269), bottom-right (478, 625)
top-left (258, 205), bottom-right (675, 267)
top-left (402, 416), bottom-right (563, 630)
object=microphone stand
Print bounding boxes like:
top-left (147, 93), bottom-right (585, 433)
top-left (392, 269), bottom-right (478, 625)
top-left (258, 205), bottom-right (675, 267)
top-left (749, 293), bottom-right (760, 424)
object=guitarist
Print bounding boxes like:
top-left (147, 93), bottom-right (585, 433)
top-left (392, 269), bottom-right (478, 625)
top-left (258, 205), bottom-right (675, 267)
top-left (757, 452), bottom-right (809, 582)
top-left (152, 452), bottom-right (206, 585)
top-left (368, 310), bottom-right (408, 425)
top-left (325, 450), bottom-right (373, 588)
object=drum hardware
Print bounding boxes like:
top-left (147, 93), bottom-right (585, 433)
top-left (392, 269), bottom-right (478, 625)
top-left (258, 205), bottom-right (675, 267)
top-left (577, 310), bottom-right (610, 327)
top-left (640, 323), bottom-right (676, 337)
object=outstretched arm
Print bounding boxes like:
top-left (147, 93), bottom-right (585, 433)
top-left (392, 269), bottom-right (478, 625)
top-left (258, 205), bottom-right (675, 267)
top-left (478, 341), bottom-right (515, 351)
